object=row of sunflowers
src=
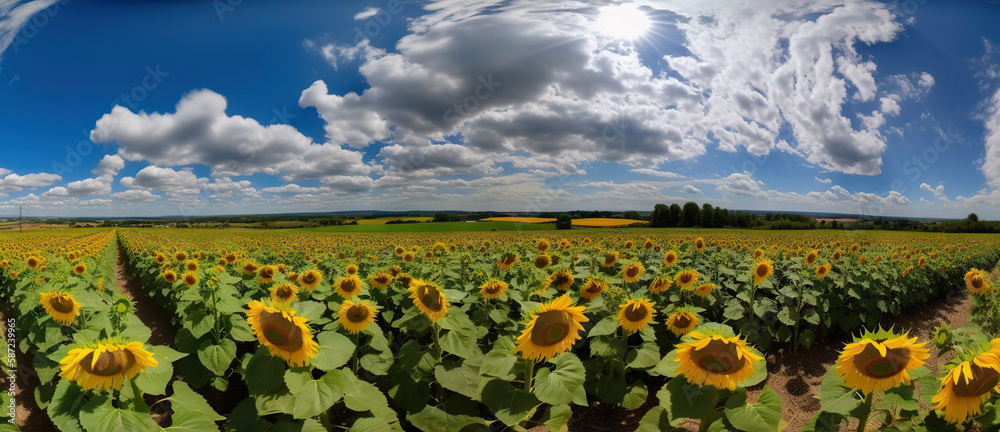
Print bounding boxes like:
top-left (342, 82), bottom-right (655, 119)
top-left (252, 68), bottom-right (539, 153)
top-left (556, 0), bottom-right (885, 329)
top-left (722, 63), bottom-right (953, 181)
top-left (2, 227), bottom-right (1000, 431)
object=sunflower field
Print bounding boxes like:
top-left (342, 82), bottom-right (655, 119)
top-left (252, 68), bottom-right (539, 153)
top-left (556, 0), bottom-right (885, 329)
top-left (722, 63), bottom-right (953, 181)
top-left (2, 227), bottom-right (1000, 431)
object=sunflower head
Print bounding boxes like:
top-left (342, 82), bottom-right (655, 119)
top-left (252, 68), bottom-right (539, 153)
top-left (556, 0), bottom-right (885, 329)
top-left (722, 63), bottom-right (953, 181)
top-left (579, 278), bottom-right (607, 300)
top-left (602, 251), bottom-right (619, 268)
top-left (497, 253), bottom-right (519, 270)
top-left (752, 259), bottom-right (774, 287)
top-left (299, 269), bottom-right (322, 290)
top-left (675, 328), bottom-right (763, 390)
top-left (803, 250), bottom-right (819, 266)
top-left (663, 250), bottom-right (678, 267)
top-left (338, 300), bottom-right (377, 334)
top-left (966, 269), bottom-right (994, 295)
top-left (388, 264), bottom-right (402, 276)
top-left (666, 310), bottom-right (699, 336)
top-left (257, 265), bottom-right (277, 284)
top-left (675, 269), bottom-right (699, 290)
top-left (185, 260), bottom-right (199, 272)
top-left (163, 270), bottom-right (178, 283)
top-left (515, 295), bottom-right (589, 362)
top-left (26, 256), bottom-right (39, 269)
top-left (617, 298), bottom-right (656, 333)
top-left (623, 262), bottom-right (645, 283)
top-left (40, 292), bottom-right (81, 326)
top-left (73, 263), bottom-right (87, 275)
top-left (480, 279), bottom-right (509, 300)
top-left (835, 327), bottom-right (930, 395)
top-left (336, 275), bottom-right (364, 298)
top-left (182, 272), bottom-right (198, 287)
top-left (369, 272), bottom-right (393, 290)
top-left (271, 283), bottom-right (299, 304)
top-left (409, 279), bottom-right (448, 322)
top-left (534, 254), bottom-right (552, 269)
top-left (241, 261), bottom-right (259, 275)
top-left (246, 300), bottom-right (318, 367)
top-left (649, 276), bottom-right (672, 294)
top-left (345, 264), bottom-right (358, 275)
top-left (58, 339), bottom-right (158, 390)
top-left (537, 239), bottom-right (550, 253)
top-left (932, 352), bottom-right (1000, 424)
top-left (752, 248), bottom-right (764, 259)
top-left (815, 263), bottom-right (832, 279)
top-left (643, 239), bottom-right (654, 250)
top-left (174, 251), bottom-right (187, 261)
top-left (547, 269), bottom-right (574, 291)
top-left (694, 283), bottom-right (716, 297)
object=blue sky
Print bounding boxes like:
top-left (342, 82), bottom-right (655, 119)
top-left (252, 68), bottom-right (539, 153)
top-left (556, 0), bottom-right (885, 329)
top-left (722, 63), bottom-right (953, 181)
top-left (1, 0), bottom-right (1000, 218)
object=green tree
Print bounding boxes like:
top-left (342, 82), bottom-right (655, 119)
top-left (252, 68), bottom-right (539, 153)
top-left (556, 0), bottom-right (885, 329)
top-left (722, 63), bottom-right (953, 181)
top-left (681, 202), bottom-right (701, 227)
top-left (556, 214), bottom-right (572, 230)
top-left (968, 213), bottom-right (980, 222)
top-left (701, 203), bottom-right (714, 228)
top-left (651, 204), bottom-right (669, 227)
top-left (668, 203), bottom-right (681, 227)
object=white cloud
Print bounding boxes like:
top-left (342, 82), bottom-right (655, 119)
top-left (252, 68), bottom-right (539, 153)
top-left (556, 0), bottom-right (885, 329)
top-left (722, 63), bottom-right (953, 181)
top-left (715, 171), bottom-right (909, 210)
top-left (682, 185), bottom-right (703, 195)
top-left (354, 6), bottom-right (380, 20)
top-left (0, 0), bottom-right (58, 63)
top-left (981, 87), bottom-right (1000, 188)
top-left (815, 177), bottom-right (832, 184)
top-left (93, 154), bottom-right (125, 177)
top-left (113, 189), bottom-right (161, 202)
top-left (0, 171), bottom-right (61, 194)
top-left (630, 168), bottom-right (684, 178)
top-left (919, 182), bottom-right (951, 203)
top-left (90, 89), bottom-right (373, 181)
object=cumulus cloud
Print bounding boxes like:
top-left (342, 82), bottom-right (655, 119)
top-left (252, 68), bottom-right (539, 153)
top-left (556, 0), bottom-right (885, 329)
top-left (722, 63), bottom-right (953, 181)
top-left (815, 177), bottom-right (832, 184)
top-left (920, 182), bottom-right (951, 203)
top-left (715, 171), bottom-right (910, 210)
top-left (90, 89), bottom-right (372, 181)
top-left (93, 154), bottom-right (125, 177)
top-left (683, 185), bottom-right (703, 195)
top-left (981, 88), bottom-right (1000, 188)
top-left (113, 189), bottom-right (161, 202)
top-left (0, 171), bottom-right (61, 195)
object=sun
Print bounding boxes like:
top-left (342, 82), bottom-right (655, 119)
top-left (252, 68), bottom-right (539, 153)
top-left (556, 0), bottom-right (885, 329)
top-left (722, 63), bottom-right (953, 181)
top-left (594, 4), bottom-right (651, 40)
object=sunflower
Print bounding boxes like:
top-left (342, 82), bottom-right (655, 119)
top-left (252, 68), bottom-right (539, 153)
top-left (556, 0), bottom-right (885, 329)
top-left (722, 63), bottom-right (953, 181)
top-left (515, 294), bottom-right (589, 362)
top-left (40, 292), bottom-right (81, 325)
top-left (643, 239), bottom-right (654, 250)
top-left (225, 252), bottom-right (237, 264)
top-left (602, 251), bottom-right (619, 268)
top-left (403, 253), bottom-right (415, 262)
top-left (695, 283), bottom-right (716, 297)
top-left (154, 253), bottom-right (166, 264)
top-left (163, 270), bottom-right (178, 283)
top-left (666, 311), bottom-right (699, 336)
top-left (394, 246), bottom-right (405, 256)
top-left (409, 279), bottom-right (448, 322)
top-left (675, 330), bottom-right (763, 390)
top-left (338, 300), bottom-right (377, 334)
top-left (396, 273), bottom-right (414, 289)
top-left (369, 272), bottom-right (393, 290)
top-left (623, 262), bottom-right (645, 283)
top-left (752, 259), bottom-right (774, 287)
top-left (241, 261), bottom-right (259, 276)
top-left (663, 250), bottom-right (678, 267)
top-left (649, 276), bottom-right (672, 294)
top-left (497, 253), bottom-right (518, 270)
top-left (932, 351), bottom-right (1000, 423)
top-left (335, 275), bottom-right (364, 298)
top-left (299, 269), bottom-right (322, 290)
top-left (675, 269), bottom-right (699, 290)
top-left (545, 269), bottom-right (574, 291)
top-left (966, 269), bottom-right (994, 295)
top-left (270, 283), bottom-right (299, 304)
top-left (803, 250), bottom-right (819, 266)
top-left (246, 300), bottom-right (318, 367)
top-left (182, 272), bottom-right (198, 287)
top-left (257, 265), bottom-right (277, 284)
top-left (346, 264), bottom-right (358, 276)
top-left (694, 238), bottom-right (705, 252)
top-left (480, 279), bottom-right (508, 300)
top-left (537, 239), bottom-right (550, 253)
top-left (73, 262), bottom-right (87, 275)
top-left (174, 251), bottom-right (187, 261)
top-left (26, 256), bottom-right (39, 269)
top-left (58, 340), bottom-right (158, 390)
top-left (752, 248), bottom-right (764, 259)
top-left (580, 278), bottom-right (606, 300)
top-left (902, 266), bottom-right (913, 278)
top-left (618, 298), bottom-right (656, 333)
top-left (388, 265), bottom-right (402, 276)
top-left (835, 328), bottom-right (929, 394)
top-left (815, 263), bottom-right (832, 279)
top-left (534, 254), bottom-right (552, 269)
top-left (184, 260), bottom-right (199, 273)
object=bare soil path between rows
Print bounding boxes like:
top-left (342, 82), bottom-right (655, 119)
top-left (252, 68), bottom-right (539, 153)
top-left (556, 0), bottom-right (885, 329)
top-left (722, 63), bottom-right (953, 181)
top-left (531, 288), bottom-right (972, 432)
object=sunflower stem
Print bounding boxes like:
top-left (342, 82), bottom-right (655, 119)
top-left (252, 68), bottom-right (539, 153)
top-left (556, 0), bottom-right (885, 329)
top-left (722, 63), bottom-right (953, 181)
top-left (351, 333), bottom-right (361, 374)
top-left (432, 323), bottom-right (443, 363)
top-left (855, 392), bottom-right (873, 432)
top-left (698, 408), bottom-right (722, 432)
top-left (524, 357), bottom-right (536, 392)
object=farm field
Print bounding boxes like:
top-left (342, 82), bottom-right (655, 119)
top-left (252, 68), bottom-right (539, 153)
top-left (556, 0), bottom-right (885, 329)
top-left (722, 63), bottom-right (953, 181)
top-left (1, 227), bottom-right (1000, 432)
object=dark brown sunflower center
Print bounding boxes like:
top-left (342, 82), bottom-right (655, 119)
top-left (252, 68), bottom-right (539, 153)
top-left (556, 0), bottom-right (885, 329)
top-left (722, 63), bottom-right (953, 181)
top-left (756, 265), bottom-right (769, 277)
top-left (604, 255), bottom-right (616, 264)
top-left (417, 285), bottom-right (444, 312)
top-left (341, 279), bottom-right (359, 293)
top-left (806, 255), bottom-right (816, 264)
top-left (484, 282), bottom-right (503, 294)
top-left (374, 275), bottom-right (390, 284)
top-left (502, 255), bottom-right (517, 265)
top-left (691, 340), bottom-right (746, 375)
top-left (954, 364), bottom-right (1000, 397)
top-left (301, 273), bottom-right (317, 284)
top-left (585, 282), bottom-right (602, 293)
top-left (673, 315), bottom-right (692, 329)
top-left (972, 276), bottom-right (984, 289)
top-left (679, 273), bottom-right (692, 284)
top-left (80, 350), bottom-right (136, 377)
top-left (852, 344), bottom-right (911, 379)
top-left (347, 267), bottom-right (357, 275)
top-left (555, 273), bottom-right (571, 285)
top-left (623, 304), bottom-right (648, 322)
top-left (666, 255), bottom-right (676, 263)
top-left (260, 310), bottom-right (304, 352)
top-left (530, 310), bottom-right (573, 347)
top-left (75, 265), bottom-right (86, 274)
top-left (696, 241), bottom-right (704, 249)
top-left (50, 295), bottom-right (75, 313)
top-left (275, 285), bottom-right (294, 299)
top-left (626, 266), bottom-right (640, 278)
top-left (346, 305), bottom-right (369, 323)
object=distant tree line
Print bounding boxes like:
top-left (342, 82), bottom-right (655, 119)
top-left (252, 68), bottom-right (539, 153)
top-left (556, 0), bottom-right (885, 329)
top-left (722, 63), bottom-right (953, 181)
top-left (649, 202), bottom-right (818, 229)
